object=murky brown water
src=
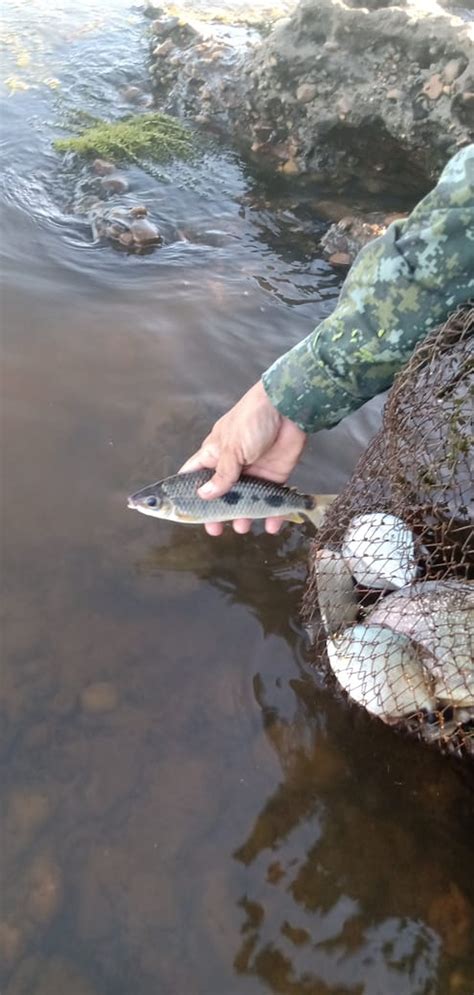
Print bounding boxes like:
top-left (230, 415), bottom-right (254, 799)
top-left (1, 3), bottom-right (474, 994)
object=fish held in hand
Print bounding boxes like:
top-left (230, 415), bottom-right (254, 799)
top-left (127, 469), bottom-right (336, 527)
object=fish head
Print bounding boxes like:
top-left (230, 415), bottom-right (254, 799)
top-left (127, 481), bottom-right (174, 519)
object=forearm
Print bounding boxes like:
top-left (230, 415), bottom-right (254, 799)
top-left (262, 144), bottom-right (474, 432)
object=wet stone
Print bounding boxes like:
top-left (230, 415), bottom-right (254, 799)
top-left (427, 882), bottom-right (473, 958)
top-left (5, 789), bottom-right (51, 857)
top-left (296, 83), bottom-right (317, 103)
top-left (80, 681), bottom-right (119, 714)
top-left (0, 921), bottom-right (24, 970)
top-left (92, 158), bottom-right (115, 176)
top-left (100, 175), bottom-right (129, 195)
top-left (423, 73), bottom-right (444, 101)
top-left (120, 84), bottom-right (143, 103)
top-left (24, 854), bottom-right (63, 925)
top-left (441, 58), bottom-right (466, 84)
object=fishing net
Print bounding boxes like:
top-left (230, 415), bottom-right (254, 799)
top-left (304, 304), bottom-right (474, 760)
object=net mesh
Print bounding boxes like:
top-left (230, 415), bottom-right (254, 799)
top-left (304, 304), bottom-right (474, 760)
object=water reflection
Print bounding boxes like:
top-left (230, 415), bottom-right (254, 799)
top-left (232, 676), bottom-right (474, 995)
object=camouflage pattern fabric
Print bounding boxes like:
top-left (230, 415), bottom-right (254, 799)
top-left (262, 144), bottom-right (474, 432)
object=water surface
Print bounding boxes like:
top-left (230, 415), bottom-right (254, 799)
top-left (1, 3), bottom-right (474, 994)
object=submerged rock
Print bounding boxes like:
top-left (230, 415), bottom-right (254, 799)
top-left (320, 211), bottom-right (407, 266)
top-left (88, 203), bottom-right (163, 252)
top-left (80, 681), bottom-right (119, 713)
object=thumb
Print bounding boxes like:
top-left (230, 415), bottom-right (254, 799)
top-left (198, 450), bottom-right (242, 499)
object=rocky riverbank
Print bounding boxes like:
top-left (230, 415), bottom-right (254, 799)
top-left (145, 0), bottom-right (473, 195)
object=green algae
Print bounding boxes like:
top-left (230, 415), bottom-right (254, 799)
top-left (53, 112), bottom-right (193, 163)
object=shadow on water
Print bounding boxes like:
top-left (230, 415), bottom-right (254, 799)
top-left (1, 2), bottom-right (474, 995)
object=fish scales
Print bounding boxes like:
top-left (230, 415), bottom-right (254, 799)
top-left (128, 469), bottom-right (336, 527)
top-left (161, 470), bottom-right (314, 520)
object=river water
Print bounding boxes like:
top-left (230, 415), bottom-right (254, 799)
top-left (1, 3), bottom-right (474, 994)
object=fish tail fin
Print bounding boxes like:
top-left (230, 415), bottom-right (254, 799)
top-left (303, 494), bottom-right (338, 529)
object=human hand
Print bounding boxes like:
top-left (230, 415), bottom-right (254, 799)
top-left (179, 380), bottom-right (307, 536)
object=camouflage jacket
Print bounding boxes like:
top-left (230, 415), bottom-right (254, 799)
top-left (262, 144), bottom-right (474, 432)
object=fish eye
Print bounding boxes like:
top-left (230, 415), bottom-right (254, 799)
top-left (146, 496), bottom-right (158, 507)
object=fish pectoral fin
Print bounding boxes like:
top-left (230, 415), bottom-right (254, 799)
top-left (304, 494), bottom-right (338, 529)
top-left (285, 512), bottom-right (306, 524)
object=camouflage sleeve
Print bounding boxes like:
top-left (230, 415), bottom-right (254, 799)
top-left (262, 144), bottom-right (474, 432)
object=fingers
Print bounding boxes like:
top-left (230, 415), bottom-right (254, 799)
top-left (179, 443), bottom-right (219, 474)
top-left (204, 517), bottom-right (283, 537)
top-left (264, 516), bottom-right (285, 534)
top-left (232, 518), bottom-right (252, 534)
top-left (198, 450), bottom-right (242, 499)
top-left (204, 522), bottom-right (225, 537)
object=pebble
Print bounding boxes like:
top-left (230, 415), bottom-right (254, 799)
top-left (25, 855), bottom-right (62, 925)
top-left (423, 73), bottom-right (443, 101)
top-left (153, 38), bottom-right (174, 58)
top-left (151, 16), bottom-right (180, 37)
top-left (100, 175), bottom-right (129, 195)
top-left (441, 58), bottom-right (466, 84)
top-left (80, 681), bottom-right (119, 714)
top-left (387, 88), bottom-right (401, 100)
top-left (280, 158), bottom-right (300, 175)
top-left (6, 789), bottom-right (51, 854)
top-left (427, 882), bottom-right (472, 957)
top-left (296, 83), bottom-right (317, 103)
top-left (329, 251), bottom-right (352, 267)
top-left (92, 158), bottom-right (115, 176)
top-left (130, 218), bottom-right (161, 244)
top-left (461, 91), bottom-right (474, 107)
top-left (337, 95), bottom-right (352, 115)
top-left (120, 84), bottom-right (143, 103)
top-left (0, 920), bottom-right (23, 968)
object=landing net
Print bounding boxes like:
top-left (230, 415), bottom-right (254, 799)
top-left (304, 305), bottom-right (474, 760)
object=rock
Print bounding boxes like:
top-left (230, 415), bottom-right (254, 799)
top-left (461, 91), bottom-right (474, 106)
top-left (80, 681), bottom-right (119, 714)
top-left (337, 95), bottom-right (352, 115)
top-left (0, 921), bottom-right (23, 969)
top-left (5, 789), bottom-right (51, 857)
top-left (25, 855), bottom-right (62, 925)
top-left (441, 58), bottom-right (466, 84)
top-left (427, 882), bottom-right (473, 958)
top-left (100, 174), bottom-right (129, 195)
top-left (423, 73), bottom-right (444, 101)
top-left (329, 251), bottom-right (352, 267)
top-left (280, 158), bottom-right (300, 175)
top-left (321, 211), bottom-right (400, 265)
top-left (150, 16), bottom-right (180, 37)
top-left (120, 84), bottom-right (143, 103)
top-left (153, 38), bottom-right (174, 58)
top-left (144, 0), bottom-right (163, 17)
top-left (92, 158), bottom-right (115, 176)
top-left (296, 83), bottom-right (317, 103)
top-left (147, 0), bottom-right (473, 191)
top-left (129, 218), bottom-right (162, 244)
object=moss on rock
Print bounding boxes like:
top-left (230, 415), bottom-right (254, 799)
top-left (54, 112), bottom-right (193, 163)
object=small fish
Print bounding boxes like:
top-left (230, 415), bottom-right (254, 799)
top-left (127, 469), bottom-right (336, 528)
top-left (314, 548), bottom-right (359, 638)
top-left (327, 623), bottom-right (436, 722)
top-left (368, 580), bottom-right (474, 706)
top-left (342, 512), bottom-right (418, 591)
